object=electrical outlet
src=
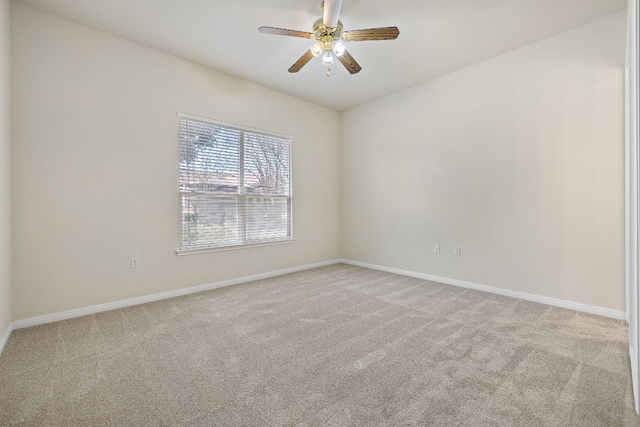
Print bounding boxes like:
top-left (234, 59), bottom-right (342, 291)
top-left (434, 244), bottom-right (440, 253)
top-left (314, 238), bottom-right (319, 246)
top-left (131, 257), bottom-right (139, 268)
top-left (454, 247), bottom-right (461, 256)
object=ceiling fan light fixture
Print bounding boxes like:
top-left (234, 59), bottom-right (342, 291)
top-left (332, 41), bottom-right (346, 56)
top-left (259, 0), bottom-right (399, 75)
top-left (310, 41), bottom-right (324, 57)
top-left (322, 50), bottom-right (334, 65)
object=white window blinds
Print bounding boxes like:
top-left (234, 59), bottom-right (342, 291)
top-left (178, 113), bottom-right (292, 250)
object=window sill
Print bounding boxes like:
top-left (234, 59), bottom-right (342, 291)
top-left (176, 238), bottom-right (296, 256)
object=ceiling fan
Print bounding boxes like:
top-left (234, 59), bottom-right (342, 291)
top-left (258, 0), bottom-right (399, 75)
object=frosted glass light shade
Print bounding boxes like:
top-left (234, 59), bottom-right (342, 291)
top-left (322, 51), bottom-right (334, 65)
top-left (310, 41), bottom-right (324, 57)
top-left (333, 41), bottom-right (346, 56)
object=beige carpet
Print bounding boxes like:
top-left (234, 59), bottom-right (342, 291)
top-left (0, 264), bottom-right (638, 426)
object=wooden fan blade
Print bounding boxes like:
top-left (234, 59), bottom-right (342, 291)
top-left (343, 27), bottom-right (400, 42)
top-left (258, 26), bottom-right (313, 39)
top-left (288, 49), bottom-right (315, 73)
top-left (337, 50), bottom-right (362, 74)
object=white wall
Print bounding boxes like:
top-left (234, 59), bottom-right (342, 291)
top-left (11, 3), bottom-right (341, 320)
top-left (9, 3), bottom-right (629, 321)
top-left (626, 0), bottom-right (639, 413)
top-left (0, 0), bottom-right (12, 340)
top-left (341, 12), bottom-right (627, 311)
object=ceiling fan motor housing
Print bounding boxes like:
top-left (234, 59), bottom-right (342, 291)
top-left (312, 18), bottom-right (343, 51)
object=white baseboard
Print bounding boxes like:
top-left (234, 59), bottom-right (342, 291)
top-left (11, 257), bottom-right (626, 330)
top-left (339, 259), bottom-right (626, 320)
top-left (0, 322), bottom-right (13, 354)
top-left (12, 259), bottom-right (342, 330)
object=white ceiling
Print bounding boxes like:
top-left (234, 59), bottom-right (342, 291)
top-left (15, 0), bottom-right (627, 111)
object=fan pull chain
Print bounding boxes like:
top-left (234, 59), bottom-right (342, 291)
top-left (326, 66), bottom-right (331, 77)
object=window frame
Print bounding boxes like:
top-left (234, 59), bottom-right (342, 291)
top-left (176, 112), bottom-right (294, 255)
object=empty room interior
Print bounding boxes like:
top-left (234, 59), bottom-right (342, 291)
top-left (1, 0), bottom-right (640, 425)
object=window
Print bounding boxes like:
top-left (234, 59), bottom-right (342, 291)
top-left (178, 113), bottom-right (292, 252)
